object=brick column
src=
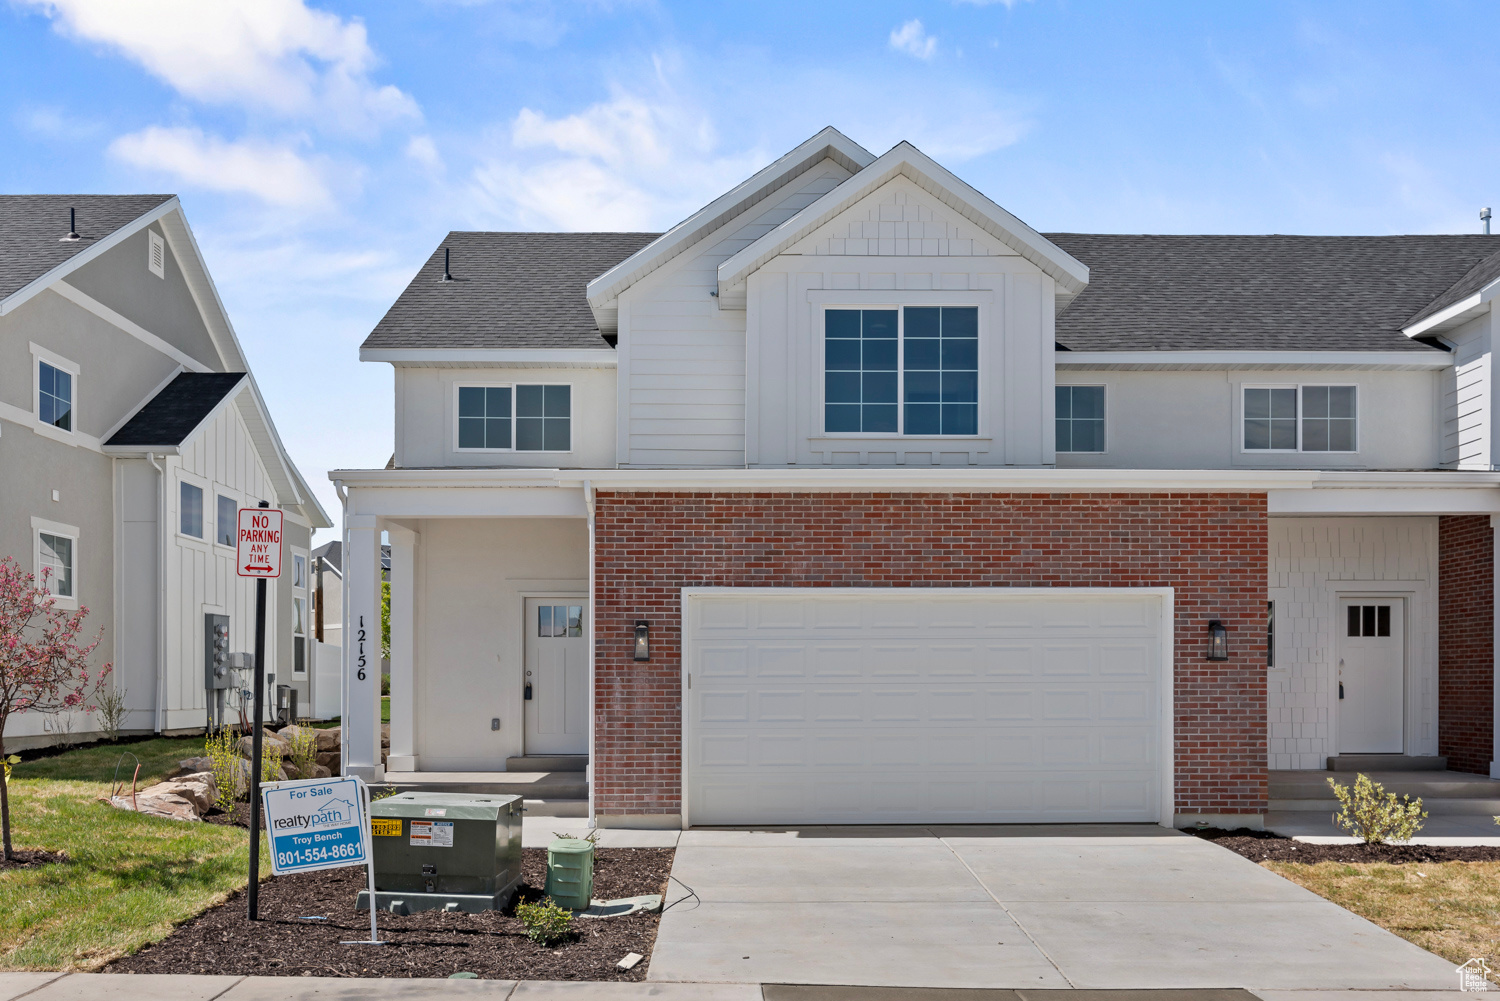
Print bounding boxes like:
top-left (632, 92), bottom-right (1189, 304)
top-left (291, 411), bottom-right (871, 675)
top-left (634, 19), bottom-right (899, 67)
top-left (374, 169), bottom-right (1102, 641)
top-left (1437, 515), bottom-right (1494, 775)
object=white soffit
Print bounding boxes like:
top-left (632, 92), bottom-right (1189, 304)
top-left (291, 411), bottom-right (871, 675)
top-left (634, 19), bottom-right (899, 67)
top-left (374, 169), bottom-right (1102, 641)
top-left (1401, 280), bottom-right (1500, 338)
top-left (1055, 350), bottom-right (1454, 371)
top-left (717, 141), bottom-right (1090, 303)
top-left (584, 127), bottom-right (876, 316)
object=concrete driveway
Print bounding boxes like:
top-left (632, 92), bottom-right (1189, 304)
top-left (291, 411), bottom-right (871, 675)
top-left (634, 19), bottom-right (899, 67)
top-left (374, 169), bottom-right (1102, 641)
top-left (648, 825), bottom-right (1457, 991)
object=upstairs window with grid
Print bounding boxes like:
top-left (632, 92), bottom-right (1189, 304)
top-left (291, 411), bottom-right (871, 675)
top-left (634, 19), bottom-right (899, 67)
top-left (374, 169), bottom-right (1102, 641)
top-left (1244, 385), bottom-right (1357, 452)
top-left (824, 306), bottom-right (978, 436)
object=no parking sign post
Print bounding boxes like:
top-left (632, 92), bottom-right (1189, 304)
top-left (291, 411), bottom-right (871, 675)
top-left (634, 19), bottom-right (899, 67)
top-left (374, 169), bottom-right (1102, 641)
top-left (237, 502), bottom-right (281, 921)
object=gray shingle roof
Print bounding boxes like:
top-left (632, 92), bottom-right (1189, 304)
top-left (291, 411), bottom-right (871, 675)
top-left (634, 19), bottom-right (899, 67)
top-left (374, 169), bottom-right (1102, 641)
top-left (1406, 247), bottom-right (1500, 327)
top-left (362, 231), bottom-right (659, 351)
top-left (1045, 233), bottom-right (1499, 352)
top-left (0, 194), bottom-right (175, 302)
top-left (106, 372), bottom-right (245, 447)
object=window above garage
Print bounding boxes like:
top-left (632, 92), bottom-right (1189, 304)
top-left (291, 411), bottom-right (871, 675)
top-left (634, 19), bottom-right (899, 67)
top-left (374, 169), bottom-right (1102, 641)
top-left (823, 306), bottom-right (979, 437)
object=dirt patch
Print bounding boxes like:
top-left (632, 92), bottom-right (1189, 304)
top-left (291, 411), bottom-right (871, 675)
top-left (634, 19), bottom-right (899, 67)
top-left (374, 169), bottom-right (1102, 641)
top-left (1196, 828), bottom-right (1500, 864)
top-left (107, 847), bottom-right (674, 980)
top-left (0, 848), bottom-right (67, 870)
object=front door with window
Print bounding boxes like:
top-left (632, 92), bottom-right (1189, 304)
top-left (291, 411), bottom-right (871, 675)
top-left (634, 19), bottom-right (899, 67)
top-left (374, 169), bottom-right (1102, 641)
top-left (523, 599), bottom-right (588, 755)
top-left (1337, 600), bottom-right (1404, 753)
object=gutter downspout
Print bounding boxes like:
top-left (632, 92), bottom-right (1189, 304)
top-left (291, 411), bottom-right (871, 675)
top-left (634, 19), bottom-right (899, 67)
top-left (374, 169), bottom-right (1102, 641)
top-left (584, 479), bottom-right (596, 829)
top-left (146, 452), bottom-right (167, 733)
top-left (334, 479), bottom-right (349, 779)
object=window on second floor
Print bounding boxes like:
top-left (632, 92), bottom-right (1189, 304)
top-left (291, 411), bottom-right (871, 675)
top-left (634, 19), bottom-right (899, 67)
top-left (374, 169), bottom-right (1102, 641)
top-left (1056, 385), bottom-right (1106, 453)
top-left (457, 384), bottom-right (571, 451)
top-left (824, 306), bottom-right (978, 436)
top-left (1244, 385), bottom-right (1357, 452)
top-left (216, 495), bottom-right (236, 547)
top-left (38, 361), bottom-right (73, 432)
top-left (180, 481), bottom-right (204, 538)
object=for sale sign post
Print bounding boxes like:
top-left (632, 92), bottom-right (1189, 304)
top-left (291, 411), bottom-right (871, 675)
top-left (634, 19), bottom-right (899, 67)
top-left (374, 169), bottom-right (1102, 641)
top-left (236, 507), bottom-right (283, 578)
top-left (261, 777), bottom-right (369, 875)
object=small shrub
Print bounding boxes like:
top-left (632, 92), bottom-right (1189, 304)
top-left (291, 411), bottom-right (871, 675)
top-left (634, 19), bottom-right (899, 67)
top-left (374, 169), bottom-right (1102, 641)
top-left (1328, 773), bottom-right (1426, 844)
top-left (2, 755), bottom-right (18, 787)
top-left (515, 897), bottom-right (575, 945)
top-left (285, 727), bottom-right (317, 778)
top-left (260, 737), bottom-right (283, 784)
top-left (95, 683), bottom-right (129, 743)
top-left (204, 729), bottom-right (239, 811)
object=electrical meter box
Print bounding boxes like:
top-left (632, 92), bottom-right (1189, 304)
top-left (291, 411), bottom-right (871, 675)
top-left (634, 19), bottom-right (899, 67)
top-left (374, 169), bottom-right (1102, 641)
top-left (204, 614), bottom-right (231, 689)
top-left (356, 791), bottom-right (523, 914)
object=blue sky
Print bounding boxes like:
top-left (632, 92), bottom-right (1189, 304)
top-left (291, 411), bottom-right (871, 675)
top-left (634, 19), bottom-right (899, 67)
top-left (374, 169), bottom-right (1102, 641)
top-left (4, 0), bottom-right (1498, 541)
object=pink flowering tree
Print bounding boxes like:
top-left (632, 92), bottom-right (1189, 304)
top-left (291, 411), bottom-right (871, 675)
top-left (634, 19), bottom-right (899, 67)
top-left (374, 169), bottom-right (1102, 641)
top-left (0, 556), bottom-right (110, 860)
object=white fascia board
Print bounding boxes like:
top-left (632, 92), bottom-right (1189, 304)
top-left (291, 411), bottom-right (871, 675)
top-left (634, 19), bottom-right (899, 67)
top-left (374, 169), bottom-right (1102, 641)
top-left (156, 207), bottom-right (247, 372)
top-left (0, 197), bottom-right (179, 316)
top-left (329, 466), bottom-right (1324, 493)
top-left (1055, 349), bottom-right (1454, 371)
top-left (585, 127), bottom-right (876, 314)
top-left (360, 348), bottom-right (618, 368)
top-left (717, 142), bottom-right (1090, 301)
top-left (1401, 281), bottom-right (1499, 338)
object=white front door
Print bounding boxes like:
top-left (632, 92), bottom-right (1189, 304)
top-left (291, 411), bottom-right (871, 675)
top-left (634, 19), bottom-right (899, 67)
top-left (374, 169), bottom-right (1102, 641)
top-left (1337, 599), bottom-right (1404, 754)
top-left (523, 599), bottom-right (588, 755)
top-left (682, 588), bottom-right (1167, 826)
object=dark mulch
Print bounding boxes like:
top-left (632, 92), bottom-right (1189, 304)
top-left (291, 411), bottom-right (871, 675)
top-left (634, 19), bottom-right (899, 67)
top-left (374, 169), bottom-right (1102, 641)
top-left (1196, 827), bottom-right (1500, 864)
top-left (0, 848), bottom-right (67, 870)
top-left (107, 847), bottom-right (675, 980)
top-left (202, 803), bottom-right (262, 828)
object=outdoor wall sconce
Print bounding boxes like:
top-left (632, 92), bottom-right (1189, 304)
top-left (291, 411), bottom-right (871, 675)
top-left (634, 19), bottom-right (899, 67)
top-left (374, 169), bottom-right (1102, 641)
top-left (633, 620), bottom-right (651, 662)
top-left (1206, 620), bottom-right (1229, 661)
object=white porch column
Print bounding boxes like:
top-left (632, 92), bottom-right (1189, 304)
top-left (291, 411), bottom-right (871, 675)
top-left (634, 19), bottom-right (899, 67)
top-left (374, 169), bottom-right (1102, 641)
top-left (343, 514), bottom-right (383, 781)
top-left (385, 525), bottom-right (417, 772)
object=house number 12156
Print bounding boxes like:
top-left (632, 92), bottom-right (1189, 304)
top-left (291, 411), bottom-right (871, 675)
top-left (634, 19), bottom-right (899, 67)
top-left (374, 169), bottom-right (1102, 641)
top-left (357, 615), bottom-right (367, 681)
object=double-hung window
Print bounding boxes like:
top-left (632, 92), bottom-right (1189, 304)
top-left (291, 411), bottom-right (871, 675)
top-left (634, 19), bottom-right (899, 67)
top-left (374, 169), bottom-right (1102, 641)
top-left (1243, 385), bottom-right (1356, 452)
top-left (1056, 386), bottom-right (1106, 452)
top-left (180, 481), bottom-right (204, 538)
top-left (292, 552), bottom-right (308, 675)
top-left (38, 361), bottom-right (73, 432)
top-left (38, 533), bottom-right (73, 598)
top-left (215, 495), bottom-right (236, 547)
top-left (458, 384), bottom-right (571, 451)
top-left (824, 306), bottom-right (978, 435)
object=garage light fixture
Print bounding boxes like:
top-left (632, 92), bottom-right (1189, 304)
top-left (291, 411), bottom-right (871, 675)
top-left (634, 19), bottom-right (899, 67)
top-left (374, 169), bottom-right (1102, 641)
top-left (1206, 620), bottom-right (1229, 661)
top-left (633, 620), bottom-right (651, 662)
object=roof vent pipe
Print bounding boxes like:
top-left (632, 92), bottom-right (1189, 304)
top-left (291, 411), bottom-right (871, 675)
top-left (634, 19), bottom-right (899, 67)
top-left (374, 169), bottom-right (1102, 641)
top-left (1483, 207), bottom-right (1492, 236)
top-left (61, 207), bottom-right (80, 242)
top-left (442, 246), bottom-right (452, 282)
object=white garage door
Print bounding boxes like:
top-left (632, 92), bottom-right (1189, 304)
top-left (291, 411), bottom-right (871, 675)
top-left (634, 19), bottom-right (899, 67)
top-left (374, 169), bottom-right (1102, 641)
top-left (682, 588), bottom-right (1169, 826)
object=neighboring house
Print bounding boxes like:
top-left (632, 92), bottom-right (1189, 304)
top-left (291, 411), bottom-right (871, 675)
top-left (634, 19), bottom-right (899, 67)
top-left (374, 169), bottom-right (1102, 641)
top-left (310, 539), bottom-right (390, 650)
top-left (0, 195), bottom-right (331, 747)
top-left (331, 128), bottom-right (1500, 830)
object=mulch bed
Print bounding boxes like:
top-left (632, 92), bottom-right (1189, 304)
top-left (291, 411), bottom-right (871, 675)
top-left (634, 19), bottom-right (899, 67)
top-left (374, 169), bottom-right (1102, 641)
top-left (0, 849), bottom-right (67, 871)
top-left (1196, 827), bottom-right (1500, 864)
top-left (107, 847), bottom-right (675, 980)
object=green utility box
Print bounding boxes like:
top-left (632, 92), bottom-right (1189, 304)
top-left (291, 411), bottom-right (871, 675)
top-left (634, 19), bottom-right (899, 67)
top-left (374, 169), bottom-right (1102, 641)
top-left (355, 792), bottom-right (523, 914)
top-left (544, 837), bottom-right (594, 909)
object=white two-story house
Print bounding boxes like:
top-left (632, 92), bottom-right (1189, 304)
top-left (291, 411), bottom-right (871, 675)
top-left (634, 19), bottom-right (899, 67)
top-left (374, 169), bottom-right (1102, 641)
top-left (1, 195), bottom-right (331, 746)
top-left (332, 128), bottom-right (1500, 830)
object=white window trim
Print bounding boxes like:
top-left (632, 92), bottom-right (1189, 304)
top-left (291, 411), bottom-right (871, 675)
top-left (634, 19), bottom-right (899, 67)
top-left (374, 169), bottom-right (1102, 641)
top-left (816, 303), bottom-right (985, 439)
top-left (147, 229), bottom-right (166, 279)
top-left (451, 380), bottom-right (575, 454)
top-left (291, 548), bottom-right (309, 593)
top-left (30, 342), bottom-right (80, 446)
top-left (31, 516), bottom-right (79, 610)
top-left (1055, 383), bottom-right (1108, 454)
top-left (212, 490), bottom-right (239, 548)
top-left (1240, 382), bottom-right (1360, 454)
top-left (176, 472), bottom-right (209, 545)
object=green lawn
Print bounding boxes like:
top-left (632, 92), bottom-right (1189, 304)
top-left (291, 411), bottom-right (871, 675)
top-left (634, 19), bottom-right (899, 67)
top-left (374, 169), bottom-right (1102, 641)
top-left (0, 737), bottom-right (266, 971)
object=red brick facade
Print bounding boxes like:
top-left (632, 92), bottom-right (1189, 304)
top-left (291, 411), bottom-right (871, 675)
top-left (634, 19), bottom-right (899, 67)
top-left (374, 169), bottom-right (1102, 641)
top-left (1439, 515), bottom-right (1493, 775)
top-left (593, 491), bottom-right (1269, 819)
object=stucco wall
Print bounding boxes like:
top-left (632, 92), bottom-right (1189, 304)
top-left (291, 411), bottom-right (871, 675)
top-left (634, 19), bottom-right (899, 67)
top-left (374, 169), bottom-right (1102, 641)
top-left (410, 517), bottom-right (587, 770)
top-left (592, 491), bottom-right (1269, 822)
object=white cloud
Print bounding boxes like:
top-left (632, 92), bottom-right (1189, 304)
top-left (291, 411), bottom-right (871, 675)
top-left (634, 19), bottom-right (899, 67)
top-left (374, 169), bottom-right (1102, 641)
top-left (470, 82), bottom-right (765, 231)
top-left (109, 126), bottom-right (333, 208)
top-left (405, 134), bottom-right (444, 174)
top-left (889, 19), bottom-right (937, 59)
top-left (17, 0), bottom-right (418, 132)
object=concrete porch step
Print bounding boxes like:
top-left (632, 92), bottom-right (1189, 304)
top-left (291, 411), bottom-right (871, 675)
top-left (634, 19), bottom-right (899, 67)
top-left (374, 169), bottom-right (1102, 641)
top-left (384, 770), bottom-right (588, 800)
top-left (1270, 768), bottom-right (1500, 816)
top-left (523, 798), bottom-right (588, 819)
top-left (1270, 797), bottom-right (1500, 815)
top-left (506, 755), bottom-right (588, 773)
top-left (1327, 754), bottom-right (1449, 772)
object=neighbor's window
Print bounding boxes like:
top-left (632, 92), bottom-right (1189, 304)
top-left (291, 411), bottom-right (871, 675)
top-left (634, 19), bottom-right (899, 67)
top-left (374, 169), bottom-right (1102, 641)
top-left (458, 384), bottom-right (571, 451)
top-left (824, 306), bottom-right (978, 435)
top-left (180, 482), bottom-right (204, 538)
top-left (216, 495), bottom-right (236, 546)
top-left (1244, 385), bottom-right (1356, 452)
top-left (38, 361), bottom-right (73, 432)
top-left (38, 533), bottom-right (73, 598)
top-left (1056, 386), bottom-right (1106, 453)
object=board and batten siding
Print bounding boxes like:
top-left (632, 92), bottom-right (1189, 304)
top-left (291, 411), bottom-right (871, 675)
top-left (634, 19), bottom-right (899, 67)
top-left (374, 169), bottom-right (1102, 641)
top-left (1441, 312), bottom-right (1494, 470)
top-left (745, 179), bottom-right (1053, 467)
top-left (1267, 516), bottom-right (1439, 770)
top-left (158, 396), bottom-right (283, 729)
top-left (616, 158), bottom-right (855, 467)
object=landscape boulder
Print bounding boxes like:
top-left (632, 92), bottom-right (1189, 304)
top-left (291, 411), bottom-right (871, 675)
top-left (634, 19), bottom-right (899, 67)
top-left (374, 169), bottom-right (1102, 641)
top-left (108, 771), bottom-right (218, 822)
top-left (315, 727), bottom-right (340, 752)
top-left (169, 756), bottom-right (215, 778)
